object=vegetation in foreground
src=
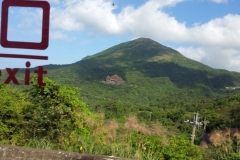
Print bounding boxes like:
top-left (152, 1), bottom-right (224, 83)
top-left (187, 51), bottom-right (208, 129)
top-left (0, 77), bottom-right (201, 159)
top-left (0, 77), bottom-right (240, 159)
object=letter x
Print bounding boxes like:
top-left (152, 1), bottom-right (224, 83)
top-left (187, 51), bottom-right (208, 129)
top-left (4, 68), bottom-right (19, 84)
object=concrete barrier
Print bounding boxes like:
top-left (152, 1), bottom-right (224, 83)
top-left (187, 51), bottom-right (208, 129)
top-left (0, 145), bottom-right (134, 160)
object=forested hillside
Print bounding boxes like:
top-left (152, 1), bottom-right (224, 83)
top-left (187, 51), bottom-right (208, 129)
top-left (1, 77), bottom-right (240, 159)
top-left (1, 38), bottom-right (240, 159)
top-left (6, 38), bottom-right (240, 107)
top-left (42, 38), bottom-right (240, 107)
top-left (0, 78), bottom-right (205, 159)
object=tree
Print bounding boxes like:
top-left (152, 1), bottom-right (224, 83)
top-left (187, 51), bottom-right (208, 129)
top-left (22, 77), bottom-right (89, 150)
top-left (0, 84), bottom-right (29, 145)
top-left (163, 137), bottom-right (203, 160)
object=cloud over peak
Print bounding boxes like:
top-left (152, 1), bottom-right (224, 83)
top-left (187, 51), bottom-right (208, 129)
top-left (210, 0), bottom-right (228, 4)
top-left (47, 0), bottom-right (240, 71)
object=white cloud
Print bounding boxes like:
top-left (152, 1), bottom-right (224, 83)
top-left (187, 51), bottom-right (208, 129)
top-left (41, 0), bottom-right (60, 4)
top-left (210, 0), bottom-right (228, 4)
top-left (51, 0), bottom-right (121, 34)
top-left (117, 0), bottom-right (188, 41)
top-left (8, 0), bottom-right (240, 71)
top-left (49, 0), bottom-right (240, 48)
top-left (50, 31), bottom-right (67, 40)
top-left (188, 14), bottom-right (240, 49)
top-left (6, 7), bottom-right (43, 42)
top-left (175, 46), bottom-right (240, 72)
top-left (50, 0), bottom-right (186, 35)
top-left (9, 7), bottom-right (43, 29)
top-left (175, 47), bottom-right (206, 62)
top-left (229, 53), bottom-right (240, 71)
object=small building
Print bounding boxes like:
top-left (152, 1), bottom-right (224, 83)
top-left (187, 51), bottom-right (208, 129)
top-left (102, 74), bottom-right (124, 85)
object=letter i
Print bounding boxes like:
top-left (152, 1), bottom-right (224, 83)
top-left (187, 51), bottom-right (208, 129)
top-left (25, 61), bottom-right (31, 85)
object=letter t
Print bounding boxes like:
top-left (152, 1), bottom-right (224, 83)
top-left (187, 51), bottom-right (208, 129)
top-left (34, 66), bottom-right (47, 86)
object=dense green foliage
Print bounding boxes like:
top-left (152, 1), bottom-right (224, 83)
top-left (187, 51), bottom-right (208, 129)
top-left (1, 38), bottom-right (240, 159)
top-left (0, 78), bottom-right (206, 159)
top-left (8, 38), bottom-right (240, 109)
top-left (22, 77), bottom-right (90, 150)
top-left (1, 76), bottom-right (240, 159)
top-left (0, 77), bottom-right (91, 150)
top-left (40, 38), bottom-right (240, 108)
top-left (0, 84), bottom-right (29, 145)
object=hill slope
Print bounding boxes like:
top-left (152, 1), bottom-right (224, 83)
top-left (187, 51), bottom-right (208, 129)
top-left (12, 38), bottom-right (240, 107)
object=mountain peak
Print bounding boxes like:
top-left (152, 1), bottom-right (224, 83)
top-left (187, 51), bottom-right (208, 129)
top-left (83, 37), bottom-right (177, 61)
top-left (41, 38), bottom-right (240, 107)
top-left (131, 37), bottom-right (157, 43)
top-left (124, 37), bottom-right (167, 49)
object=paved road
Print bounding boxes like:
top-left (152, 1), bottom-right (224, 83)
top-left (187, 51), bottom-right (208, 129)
top-left (0, 145), bottom-right (134, 160)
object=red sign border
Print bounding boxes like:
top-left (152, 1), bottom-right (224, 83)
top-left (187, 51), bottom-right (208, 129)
top-left (1, 0), bottom-right (50, 50)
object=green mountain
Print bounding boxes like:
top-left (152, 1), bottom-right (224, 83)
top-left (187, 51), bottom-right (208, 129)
top-left (2, 38), bottom-right (240, 160)
top-left (11, 38), bottom-right (240, 107)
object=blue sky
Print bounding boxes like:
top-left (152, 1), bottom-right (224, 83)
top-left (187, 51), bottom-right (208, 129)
top-left (1, 0), bottom-right (240, 72)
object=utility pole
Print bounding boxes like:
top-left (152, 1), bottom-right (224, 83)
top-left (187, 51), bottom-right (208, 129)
top-left (202, 117), bottom-right (208, 133)
top-left (184, 112), bottom-right (207, 144)
top-left (201, 117), bottom-right (209, 139)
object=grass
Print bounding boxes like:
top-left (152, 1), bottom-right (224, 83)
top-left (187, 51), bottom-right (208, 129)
top-left (24, 138), bottom-right (53, 150)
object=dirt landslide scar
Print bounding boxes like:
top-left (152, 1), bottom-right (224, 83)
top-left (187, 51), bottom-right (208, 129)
top-left (0, 0), bottom-right (50, 86)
